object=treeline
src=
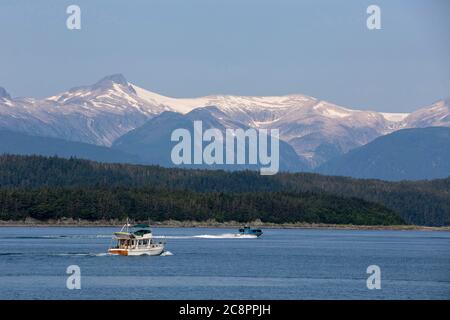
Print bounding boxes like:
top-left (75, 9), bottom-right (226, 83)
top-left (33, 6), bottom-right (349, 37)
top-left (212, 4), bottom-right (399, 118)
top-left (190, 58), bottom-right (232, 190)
top-left (0, 154), bottom-right (449, 225)
top-left (0, 187), bottom-right (403, 225)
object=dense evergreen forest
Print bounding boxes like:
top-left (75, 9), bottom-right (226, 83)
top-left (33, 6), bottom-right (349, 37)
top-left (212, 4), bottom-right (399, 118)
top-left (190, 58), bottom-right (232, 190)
top-left (0, 187), bottom-right (402, 225)
top-left (0, 154), bottom-right (449, 225)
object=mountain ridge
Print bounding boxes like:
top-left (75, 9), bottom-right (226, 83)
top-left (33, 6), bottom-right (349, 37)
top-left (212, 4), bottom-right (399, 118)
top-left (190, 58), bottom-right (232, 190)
top-left (0, 74), bottom-right (449, 167)
top-left (317, 127), bottom-right (450, 181)
top-left (0, 129), bottom-right (141, 164)
top-left (113, 106), bottom-right (310, 172)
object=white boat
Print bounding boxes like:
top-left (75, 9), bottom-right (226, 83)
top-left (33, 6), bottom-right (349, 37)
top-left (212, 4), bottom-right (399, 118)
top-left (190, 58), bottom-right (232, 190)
top-left (108, 221), bottom-right (165, 256)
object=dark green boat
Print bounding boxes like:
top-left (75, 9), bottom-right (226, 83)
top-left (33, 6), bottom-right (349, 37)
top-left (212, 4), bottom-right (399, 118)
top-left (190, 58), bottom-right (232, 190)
top-left (238, 225), bottom-right (263, 237)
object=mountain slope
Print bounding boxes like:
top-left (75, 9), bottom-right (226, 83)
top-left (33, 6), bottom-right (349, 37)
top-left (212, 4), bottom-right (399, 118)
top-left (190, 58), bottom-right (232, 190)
top-left (402, 98), bottom-right (450, 128)
top-left (317, 127), bottom-right (450, 181)
top-left (0, 75), bottom-right (170, 146)
top-left (131, 89), bottom-right (409, 167)
top-left (0, 75), bottom-right (421, 167)
top-left (1, 75), bottom-right (449, 168)
top-left (113, 107), bottom-right (310, 172)
top-left (0, 130), bottom-right (140, 164)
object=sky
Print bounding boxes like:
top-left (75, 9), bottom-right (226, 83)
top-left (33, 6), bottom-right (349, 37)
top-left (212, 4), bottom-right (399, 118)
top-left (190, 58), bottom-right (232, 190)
top-left (0, 0), bottom-right (449, 112)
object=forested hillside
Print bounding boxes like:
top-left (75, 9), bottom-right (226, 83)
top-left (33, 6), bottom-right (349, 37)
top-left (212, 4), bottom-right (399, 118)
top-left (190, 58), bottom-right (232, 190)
top-left (0, 155), bottom-right (449, 225)
top-left (0, 187), bottom-right (402, 225)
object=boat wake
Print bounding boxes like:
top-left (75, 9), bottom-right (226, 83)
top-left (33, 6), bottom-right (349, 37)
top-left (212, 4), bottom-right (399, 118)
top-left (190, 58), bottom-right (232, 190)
top-left (50, 252), bottom-right (111, 257)
top-left (1, 233), bottom-right (259, 241)
top-left (193, 233), bottom-right (257, 239)
top-left (0, 235), bottom-right (111, 240)
top-left (153, 236), bottom-right (192, 239)
top-left (153, 234), bottom-right (258, 239)
top-left (53, 251), bottom-right (175, 257)
top-left (0, 235), bottom-right (70, 239)
top-left (0, 252), bottom-right (113, 257)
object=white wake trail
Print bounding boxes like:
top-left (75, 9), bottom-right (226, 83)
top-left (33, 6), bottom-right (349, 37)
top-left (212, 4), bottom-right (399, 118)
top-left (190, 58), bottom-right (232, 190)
top-left (193, 233), bottom-right (257, 239)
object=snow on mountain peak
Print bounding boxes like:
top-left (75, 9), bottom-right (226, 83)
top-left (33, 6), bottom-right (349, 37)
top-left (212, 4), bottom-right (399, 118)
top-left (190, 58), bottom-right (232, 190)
top-left (1, 74), bottom-right (448, 166)
top-left (380, 112), bottom-right (409, 122)
top-left (403, 98), bottom-right (450, 128)
top-left (131, 84), bottom-right (319, 115)
top-left (310, 101), bottom-right (355, 118)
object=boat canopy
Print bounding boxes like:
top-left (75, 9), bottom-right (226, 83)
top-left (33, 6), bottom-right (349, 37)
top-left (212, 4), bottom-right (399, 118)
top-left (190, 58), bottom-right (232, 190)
top-left (133, 229), bottom-right (151, 237)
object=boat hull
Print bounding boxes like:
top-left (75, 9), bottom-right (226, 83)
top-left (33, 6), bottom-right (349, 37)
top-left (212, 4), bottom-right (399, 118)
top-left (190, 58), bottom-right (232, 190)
top-left (109, 246), bottom-right (165, 256)
top-left (238, 231), bottom-right (263, 237)
top-left (233, 233), bottom-right (258, 238)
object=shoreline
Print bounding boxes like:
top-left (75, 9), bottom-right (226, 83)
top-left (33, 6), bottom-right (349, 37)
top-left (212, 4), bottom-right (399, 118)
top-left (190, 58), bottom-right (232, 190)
top-left (0, 218), bottom-right (449, 231)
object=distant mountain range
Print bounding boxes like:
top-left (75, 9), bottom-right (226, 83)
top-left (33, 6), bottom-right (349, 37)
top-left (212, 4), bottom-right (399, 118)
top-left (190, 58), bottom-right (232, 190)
top-left (1, 74), bottom-right (449, 180)
top-left (113, 107), bottom-right (309, 172)
top-left (317, 127), bottom-right (450, 181)
top-left (0, 130), bottom-right (140, 164)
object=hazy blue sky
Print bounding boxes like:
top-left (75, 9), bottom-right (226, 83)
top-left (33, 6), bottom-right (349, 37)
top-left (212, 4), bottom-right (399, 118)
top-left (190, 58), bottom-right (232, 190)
top-left (0, 0), bottom-right (449, 112)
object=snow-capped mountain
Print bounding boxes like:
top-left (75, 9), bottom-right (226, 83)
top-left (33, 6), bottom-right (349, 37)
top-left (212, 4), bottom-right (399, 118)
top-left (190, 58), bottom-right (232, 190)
top-left (0, 74), bottom-right (448, 168)
top-left (131, 86), bottom-right (413, 166)
top-left (402, 98), bottom-right (450, 128)
top-left (0, 74), bottom-right (173, 146)
top-left (113, 106), bottom-right (309, 172)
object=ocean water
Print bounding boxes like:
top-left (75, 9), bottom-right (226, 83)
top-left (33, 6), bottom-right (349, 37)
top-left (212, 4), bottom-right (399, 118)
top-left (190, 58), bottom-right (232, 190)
top-left (0, 227), bottom-right (449, 300)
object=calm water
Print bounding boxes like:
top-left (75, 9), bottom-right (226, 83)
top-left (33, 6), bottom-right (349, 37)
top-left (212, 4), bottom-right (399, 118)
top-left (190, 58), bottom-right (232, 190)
top-left (0, 227), bottom-right (449, 299)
